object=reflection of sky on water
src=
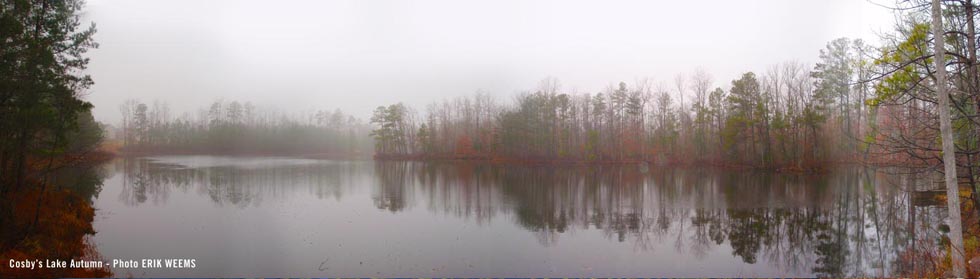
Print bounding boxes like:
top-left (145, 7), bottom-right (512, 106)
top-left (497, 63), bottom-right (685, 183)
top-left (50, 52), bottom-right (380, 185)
top-left (86, 157), bottom-right (945, 277)
top-left (141, 155), bottom-right (349, 169)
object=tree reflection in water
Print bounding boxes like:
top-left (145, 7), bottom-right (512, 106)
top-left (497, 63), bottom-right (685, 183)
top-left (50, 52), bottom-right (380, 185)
top-left (112, 157), bottom-right (945, 277)
top-left (114, 157), bottom-right (363, 207)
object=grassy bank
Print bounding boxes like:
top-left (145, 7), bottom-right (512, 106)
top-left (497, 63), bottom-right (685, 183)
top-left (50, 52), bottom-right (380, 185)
top-left (0, 187), bottom-right (112, 278)
top-left (0, 152), bottom-right (114, 278)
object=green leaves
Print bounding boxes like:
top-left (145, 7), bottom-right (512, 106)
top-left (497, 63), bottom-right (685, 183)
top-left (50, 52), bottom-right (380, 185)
top-left (370, 103), bottom-right (410, 154)
top-left (0, 0), bottom-right (101, 188)
top-left (868, 23), bottom-right (930, 107)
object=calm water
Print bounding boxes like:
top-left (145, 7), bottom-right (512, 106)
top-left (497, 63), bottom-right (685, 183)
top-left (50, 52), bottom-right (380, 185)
top-left (81, 156), bottom-right (946, 277)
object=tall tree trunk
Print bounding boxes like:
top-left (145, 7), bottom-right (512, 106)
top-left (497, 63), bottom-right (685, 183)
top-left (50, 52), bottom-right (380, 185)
top-left (932, 1), bottom-right (966, 276)
top-left (965, 0), bottom-right (980, 227)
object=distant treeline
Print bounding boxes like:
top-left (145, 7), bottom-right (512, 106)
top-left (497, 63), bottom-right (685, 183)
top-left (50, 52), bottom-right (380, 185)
top-left (369, 38), bottom-right (873, 170)
top-left (117, 99), bottom-right (373, 156)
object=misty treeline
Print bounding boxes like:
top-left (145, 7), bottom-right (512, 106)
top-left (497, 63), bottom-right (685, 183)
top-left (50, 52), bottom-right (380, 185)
top-left (364, 0), bottom-right (980, 179)
top-left (116, 99), bottom-right (373, 156)
top-left (370, 41), bottom-right (873, 170)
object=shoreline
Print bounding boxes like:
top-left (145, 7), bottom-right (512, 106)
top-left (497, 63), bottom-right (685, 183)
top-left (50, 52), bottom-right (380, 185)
top-left (104, 148), bottom-right (940, 174)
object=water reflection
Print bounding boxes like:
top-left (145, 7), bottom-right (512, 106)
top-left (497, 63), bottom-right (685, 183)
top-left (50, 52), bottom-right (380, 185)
top-left (113, 156), bottom-right (363, 207)
top-left (50, 161), bottom-right (109, 202)
top-left (107, 157), bottom-right (947, 277)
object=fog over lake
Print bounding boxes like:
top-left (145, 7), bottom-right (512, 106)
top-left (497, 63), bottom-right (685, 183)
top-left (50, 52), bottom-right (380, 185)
top-left (82, 0), bottom-right (892, 124)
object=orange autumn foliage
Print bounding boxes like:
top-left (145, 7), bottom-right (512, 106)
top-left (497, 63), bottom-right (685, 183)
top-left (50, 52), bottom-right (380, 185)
top-left (0, 188), bottom-right (111, 278)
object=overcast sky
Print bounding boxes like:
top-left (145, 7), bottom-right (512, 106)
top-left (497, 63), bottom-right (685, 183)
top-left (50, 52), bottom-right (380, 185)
top-left (82, 0), bottom-right (895, 124)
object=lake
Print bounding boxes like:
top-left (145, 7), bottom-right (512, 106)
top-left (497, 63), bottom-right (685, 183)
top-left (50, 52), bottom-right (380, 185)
top-left (81, 156), bottom-right (946, 277)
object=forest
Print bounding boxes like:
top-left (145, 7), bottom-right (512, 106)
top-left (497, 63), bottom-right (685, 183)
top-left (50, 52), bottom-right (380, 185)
top-left (359, 2), bottom-right (980, 199)
top-left (365, 39), bottom-right (872, 170)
